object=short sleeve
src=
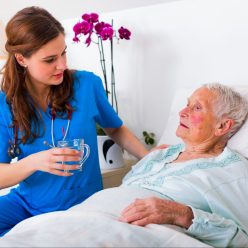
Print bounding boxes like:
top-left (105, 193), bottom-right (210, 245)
top-left (92, 74), bottom-right (123, 128)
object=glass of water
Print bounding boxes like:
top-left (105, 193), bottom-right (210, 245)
top-left (57, 138), bottom-right (90, 172)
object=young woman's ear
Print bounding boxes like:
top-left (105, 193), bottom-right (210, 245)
top-left (15, 53), bottom-right (27, 68)
top-left (215, 119), bottom-right (234, 136)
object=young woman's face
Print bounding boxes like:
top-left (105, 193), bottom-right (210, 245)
top-left (23, 33), bottom-right (67, 88)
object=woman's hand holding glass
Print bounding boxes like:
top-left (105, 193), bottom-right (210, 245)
top-left (28, 147), bottom-right (82, 176)
top-left (57, 139), bottom-right (90, 173)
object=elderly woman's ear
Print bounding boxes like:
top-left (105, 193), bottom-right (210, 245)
top-left (215, 119), bottom-right (234, 137)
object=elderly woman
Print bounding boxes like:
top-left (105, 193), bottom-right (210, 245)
top-left (0, 83), bottom-right (247, 248)
top-left (119, 83), bottom-right (248, 247)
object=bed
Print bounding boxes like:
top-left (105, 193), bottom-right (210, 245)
top-left (0, 187), bottom-right (211, 247)
top-left (0, 85), bottom-right (247, 247)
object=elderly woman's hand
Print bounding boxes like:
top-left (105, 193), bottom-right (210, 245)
top-left (119, 197), bottom-right (194, 229)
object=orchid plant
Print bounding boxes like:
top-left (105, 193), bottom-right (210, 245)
top-left (72, 13), bottom-right (131, 114)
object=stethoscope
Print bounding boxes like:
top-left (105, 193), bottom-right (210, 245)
top-left (8, 123), bottom-right (22, 159)
top-left (8, 106), bottom-right (72, 159)
top-left (45, 107), bottom-right (72, 148)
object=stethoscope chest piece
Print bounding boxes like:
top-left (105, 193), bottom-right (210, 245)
top-left (7, 104), bottom-right (72, 158)
top-left (8, 144), bottom-right (21, 159)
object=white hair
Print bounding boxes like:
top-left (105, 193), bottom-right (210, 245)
top-left (203, 83), bottom-right (248, 138)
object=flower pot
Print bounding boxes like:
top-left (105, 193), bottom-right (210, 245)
top-left (97, 135), bottom-right (124, 170)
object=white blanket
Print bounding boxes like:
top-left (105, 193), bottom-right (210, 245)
top-left (0, 187), bottom-right (211, 247)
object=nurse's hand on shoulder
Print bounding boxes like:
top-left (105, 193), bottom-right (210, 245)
top-left (149, 144), bottom-right (170, 153)
top-left (27, 148), bottom-right (82, 176)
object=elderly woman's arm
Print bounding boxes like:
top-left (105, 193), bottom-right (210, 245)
top-left (186, 207), bottom-right (248, 247)
top-left (120, 197), bottom-right (248, 248)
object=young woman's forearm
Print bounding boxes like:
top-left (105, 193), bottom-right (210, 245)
top-left (0, 159), bottom-right (36, 189)
top-left (104, 125), bottom-right (149, 159)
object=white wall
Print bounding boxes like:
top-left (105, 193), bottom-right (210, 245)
top-left (63, 0), bottom-right (248, 142)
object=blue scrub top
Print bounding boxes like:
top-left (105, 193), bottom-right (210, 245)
top-left (0, 70), bottom-right (123, 214)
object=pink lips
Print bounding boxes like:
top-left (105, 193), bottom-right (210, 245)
top-left (53, 72), bottom-right (63, 79)
top-left (180, 122), bottom-right (189, 128)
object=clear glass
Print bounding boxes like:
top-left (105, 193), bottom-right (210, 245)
top-left (57, 139), bottom-right (90, 172)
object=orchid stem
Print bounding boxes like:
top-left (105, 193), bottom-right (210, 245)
top-left (98, 37), bottom-right (109, 99)
top-left (110, 19), bottom-right (118, 113)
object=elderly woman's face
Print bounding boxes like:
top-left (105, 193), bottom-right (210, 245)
top-left (176, 87), bottom-right (218, 144)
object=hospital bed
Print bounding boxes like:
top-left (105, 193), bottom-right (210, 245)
top-left (0, 86), bottom-right (247, 247)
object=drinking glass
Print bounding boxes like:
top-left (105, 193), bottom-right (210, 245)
top-left (57, 138), bottom-right (90, 172)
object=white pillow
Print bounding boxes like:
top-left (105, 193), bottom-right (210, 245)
top-left (158, 86), bottom-right (248, 158)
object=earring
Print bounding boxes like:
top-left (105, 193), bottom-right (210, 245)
top-left (22, 64), bottom-right (27, 76)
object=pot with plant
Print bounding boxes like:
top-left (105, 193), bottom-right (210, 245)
top-left (73, 13), bottom-right (131, 170)
top-left (142, 131), bottom-right (156, 149)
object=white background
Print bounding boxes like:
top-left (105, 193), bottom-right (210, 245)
top-left (63, 0), bottom-right (248, 142)
top-left (1, 0), bottom-right (248, 143)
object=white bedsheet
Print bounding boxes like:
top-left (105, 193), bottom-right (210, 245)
top-left (0, 187), bottom-right (211, 247)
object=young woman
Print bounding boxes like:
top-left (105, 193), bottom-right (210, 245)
top-left (0, 6), bottom-right (149, 236)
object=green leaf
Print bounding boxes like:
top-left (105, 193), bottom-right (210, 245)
top-left (149, 137), bottom-right (155, 145)
top-left (143, 131), bottom-right (148, 136)
top-left (96, 123), bottom-right (106, 135)
top-left (142, 130), bottom-right (156, 145)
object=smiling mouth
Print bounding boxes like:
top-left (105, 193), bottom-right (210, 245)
top-left (53, 73), bottom-right (63, 78)
top-left (180, 123), bottom-right (189, 128)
